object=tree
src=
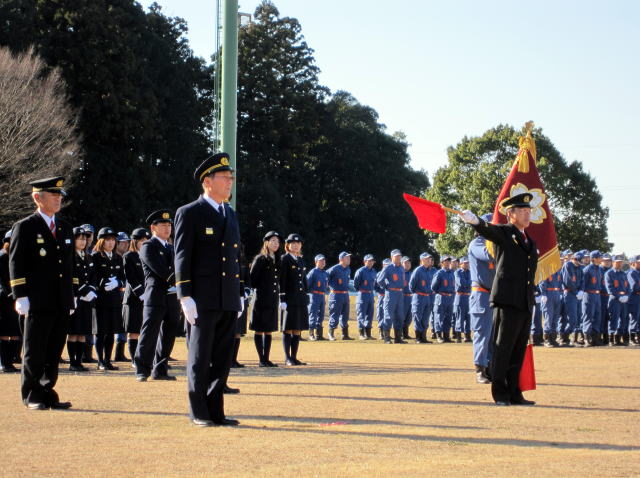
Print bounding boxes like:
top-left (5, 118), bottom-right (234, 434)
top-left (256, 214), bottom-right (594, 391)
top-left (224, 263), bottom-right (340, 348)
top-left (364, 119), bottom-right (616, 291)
top-left (237, 1), bottom-right (431, 260)
top-left (0, 0), bottom-right (214, 230)
top-left (427, 124), bottom-right (611, 257)
top-left (0, 46), bottom-right (81, 229)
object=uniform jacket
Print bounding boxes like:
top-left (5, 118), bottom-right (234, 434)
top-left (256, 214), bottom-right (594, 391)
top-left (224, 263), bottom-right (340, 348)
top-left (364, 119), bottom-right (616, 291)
top-left (0, 250), bottom-right (12, 300)
top-left (582, 264), bottom-right (603, 294)
top-left (467, 236), bottom-right (495, 291)
top-left (139, 237), bottom-right (176, 307)
top-left (409, 266), bottom-right (434, 295)
top-left (561, 261), bottom-right (583, 295)
top-left (91, 251), bottom-right (125, 307)
top-left (73, 250), bottom-right (96, 299)
top-left (402, 268), bottom-right (412, 295)
top-left (306, 267), bottom-right (328, 294)
top-left (472, 219), bottom-right (538, 313)
top-left (279, 253), bottom-right (308, 306)
top-left (454, 268), bottom-right (471, 293)
top-left (353, 266), bottom-right (376, 294)
top-left (327, 264), bottom-right (351, 292)
top-left (9, 213), bottom-right (74, 312)
top-left (123, 250), bottom-right (145, 305)
top-left (600, 265), bottom-right (611, 297)
top-left (431, 268), bottom-right (455, 295)
top-left (604, 268), bottom-right (630, 298)
top-left (539, 271), bottom-right (562, 297)
top-left (174, 196), bottom-right (241, 312)
top-left (250, 254), bottom-right (280, 309)
top-left (628, 268), bottom-right (640, 305)
top-left (379, 264), bottom-right (405, 291)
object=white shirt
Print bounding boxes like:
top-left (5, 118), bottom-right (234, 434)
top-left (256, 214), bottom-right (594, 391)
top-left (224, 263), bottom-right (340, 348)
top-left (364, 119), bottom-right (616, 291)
top-left (202, 194), bottom-right (225, 217)
top-left (153, 235), bottom-right (168, 247)
top-left (38, 210), bottom-right (55, 228)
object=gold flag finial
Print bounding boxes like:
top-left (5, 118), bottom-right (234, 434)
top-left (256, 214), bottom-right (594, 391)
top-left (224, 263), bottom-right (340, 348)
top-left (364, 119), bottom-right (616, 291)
top-left (516, 121), bottom-right (536, 173)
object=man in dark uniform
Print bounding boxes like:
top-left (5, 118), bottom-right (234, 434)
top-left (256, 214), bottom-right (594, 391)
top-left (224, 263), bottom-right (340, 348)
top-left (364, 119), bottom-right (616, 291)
top-left (175, 153), bottom-right (242, 427)
top-left (9, 177), bottom-right (74, 410)
top-left (461, 192), bottom-right (538, 406)
top-left (134, 210), bottom-right (179, 382)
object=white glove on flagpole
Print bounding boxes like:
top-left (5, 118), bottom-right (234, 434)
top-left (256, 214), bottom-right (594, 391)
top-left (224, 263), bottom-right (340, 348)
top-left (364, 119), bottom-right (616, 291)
top-left (576, 291), bottom-right (584, 301)
top-left (460, 210), bottom-right (480, 225)
top-left (80, 291), bottom-right (97, 302)
top-left (15, 297), bottom-right (30, 316)
top-left (180, 297), bottom-right (198, 325)
top-left (279, 302), bottom-right (287, 311)
top-left (540, 295), bottom-right (548, 305)
top-left (238, 298), bottom-right (245, 318)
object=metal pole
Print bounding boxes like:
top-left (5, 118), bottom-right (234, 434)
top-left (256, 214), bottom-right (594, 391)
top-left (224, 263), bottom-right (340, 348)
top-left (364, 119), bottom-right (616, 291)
top-left (220, 0), bottom-right (239, 207)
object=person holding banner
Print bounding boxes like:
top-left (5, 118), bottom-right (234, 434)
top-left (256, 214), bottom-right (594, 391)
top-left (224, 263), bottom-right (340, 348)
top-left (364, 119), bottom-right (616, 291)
top-left (460, 192), bottom-right (538, 406)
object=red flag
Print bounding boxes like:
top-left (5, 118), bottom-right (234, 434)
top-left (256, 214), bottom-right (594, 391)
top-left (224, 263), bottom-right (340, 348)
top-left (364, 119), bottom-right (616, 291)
top-left (403, 193), bottom-right (447, 234)
top-left (519, 344), bottom-right (536, 391)
top-left (490, 123), bottom-right (562, 284)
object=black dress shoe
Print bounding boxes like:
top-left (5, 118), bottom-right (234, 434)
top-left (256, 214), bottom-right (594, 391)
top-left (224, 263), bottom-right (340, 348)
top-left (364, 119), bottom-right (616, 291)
top-left (495, 400), bottom-right (510, 406)
top-left (27, 402), bottom-right (48, 410)
top-left (51, 401), bottom-right (72, 410)
top-left (191, 418), bottom-right (214, 427)
top-left (104, 362), bottom-right (119, 371)
top-left (69, 364), bottom-right (88, 372)
top-left (265, 361), bottom-right (278, 367)
top-left (285, 359), bottom-right (295, 366)
top-left (223, 385), bottom-right (240, 394)
top-left (212, 418), bottom-right (239, 427)
top-left (293, 359), bottom-right (307, 366)
top-left (152, 374), bottom-right (176, 381)
top-left (230, 361), bottom-right (245, 368)
top-left (259, 361), bottom-right (268, 367)
top-left (511, 398), bottom-right (536, 406)
top-left (136, 375), bottom-right (148, 382)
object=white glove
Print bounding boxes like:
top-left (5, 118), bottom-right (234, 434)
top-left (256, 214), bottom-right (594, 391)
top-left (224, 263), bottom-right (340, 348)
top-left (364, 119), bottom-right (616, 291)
top-left (70, 297), bottom-right (77, 314)
top-left (237, 298), bottom-right (245, 318)
top-left (80, 291), bottom-right (97, 302)
top-left (534, 296), bottom-right (541, 304)
top-left (180, 296), bottom-right (198, 325)
top-left (279, 302), bottom-right (287, 311)
top-left (576, 291), bottom-right (584, 301)
top-left (460, 210), bottom-right (480, 225)
top-left (166, 286), bottom-right (177, 294)
top-left (619, 295), bottom-right (629, 304)
top-left (104, 276), bottom-right (118, 291)
top-left (15, 297), bottom-right (30, 316)
top-left (540, 295), bottom-right (548, 305)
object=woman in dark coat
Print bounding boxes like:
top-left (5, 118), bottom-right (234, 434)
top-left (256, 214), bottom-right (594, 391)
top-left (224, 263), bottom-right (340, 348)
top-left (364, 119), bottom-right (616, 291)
top-left (249, 231), bottom-right (282, 367)
top-left (0, 230), bottom-right (21, 373)
top-left (122, 228), bottom-right (150, 366)
top-left (68, 227), bottom-right (97, 372)
top-left (280, 234), bottom-right (309, 366)
top-left (91, 227), bottom-right (126, 370)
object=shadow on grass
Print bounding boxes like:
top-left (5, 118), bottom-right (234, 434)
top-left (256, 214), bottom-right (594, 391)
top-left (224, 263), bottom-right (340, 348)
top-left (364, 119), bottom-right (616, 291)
top-left (539, 382), bottom-right (640, 391)
top-left (241, 392), bottom-right (640, 413)
top-left (231, 380), bottom-right (471, 391)
top-left (238, 423), bottom-right (640, 451)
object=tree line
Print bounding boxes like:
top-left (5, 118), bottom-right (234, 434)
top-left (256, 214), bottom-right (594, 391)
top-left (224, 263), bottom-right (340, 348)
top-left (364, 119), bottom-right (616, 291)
top-left (0, 0), bottom-right (608, 263)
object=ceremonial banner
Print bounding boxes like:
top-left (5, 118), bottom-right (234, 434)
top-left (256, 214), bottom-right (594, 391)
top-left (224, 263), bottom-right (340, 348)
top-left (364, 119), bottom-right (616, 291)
top-left (403, 193), bottom-right (447, 234)
top-left (490, 123), bottom-right (562, 284)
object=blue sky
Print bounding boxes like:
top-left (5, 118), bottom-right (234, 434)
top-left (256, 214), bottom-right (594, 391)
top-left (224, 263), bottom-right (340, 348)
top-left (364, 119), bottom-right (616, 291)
top-left (146, 0), bottom-right (639, 254)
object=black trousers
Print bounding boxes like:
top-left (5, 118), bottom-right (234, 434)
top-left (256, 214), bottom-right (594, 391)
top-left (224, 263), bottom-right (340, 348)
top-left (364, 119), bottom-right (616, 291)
top-left (21, 309), bottom-right (69, 405)
top-left (490, 306), bottom-right (531, 402)
top-left (187, 309), bottom-right (235, 421)
top-left (134, 295), bottom-right (179, 378)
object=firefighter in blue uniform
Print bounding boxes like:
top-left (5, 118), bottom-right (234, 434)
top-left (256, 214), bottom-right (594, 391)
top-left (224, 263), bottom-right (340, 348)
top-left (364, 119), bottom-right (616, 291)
top-left (560, 250), bottom-right (584, 346)
top-left (354, 254), bottom-right (377, 340)
top-left (326, 252), bottom-right (352, 341)
top-left (379, 250), bottom-right (406, 344)
top-left (409, 252), bottom-right (434, 344)
top-left (9, 177), bottom-right (74, 410)
top-left (627, 256), bottom-right (640, 346)
top-left (581, 250), bottom-right (603, 346)
top-left (454, 256), bottom-right (472, 343)
top-left (599, 253), bottom-right (612, 344)
top-left (467, 214), bottom-right (495, 384)
top-left (174, 152), bottom-right (242, 427)
top-left (605, 255), bottom-right (630, 346)
top-left (401, 256), bottom-right (413, 340)
top-left (306, 254), bottom-right (328, 341)
top-left (375, 259), bottom-right (391, 339)
top-left (540, 269), bottom-right (563, 347)
top-left (432, 255), bottom-right (455, 343)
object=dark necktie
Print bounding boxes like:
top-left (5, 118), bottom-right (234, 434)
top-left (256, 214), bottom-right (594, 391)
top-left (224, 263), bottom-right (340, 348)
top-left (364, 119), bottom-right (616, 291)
top-left (50, 220), bottom-right (56, 238)
top-left (218, 204), bottom-right (224, 217)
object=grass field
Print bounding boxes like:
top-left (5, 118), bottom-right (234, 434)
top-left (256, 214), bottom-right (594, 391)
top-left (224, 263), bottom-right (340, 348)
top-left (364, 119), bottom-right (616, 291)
top-left (0, 333), bottom-right (638, 478)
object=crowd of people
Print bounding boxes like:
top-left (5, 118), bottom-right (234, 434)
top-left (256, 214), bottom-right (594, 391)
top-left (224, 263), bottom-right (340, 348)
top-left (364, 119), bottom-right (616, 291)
top-left (1, 157), bottom-right (638, 420)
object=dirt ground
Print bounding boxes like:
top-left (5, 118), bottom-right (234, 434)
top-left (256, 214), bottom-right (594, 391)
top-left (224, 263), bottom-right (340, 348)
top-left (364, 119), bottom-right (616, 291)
top-left (0, 334), bottom-right (638, 478)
